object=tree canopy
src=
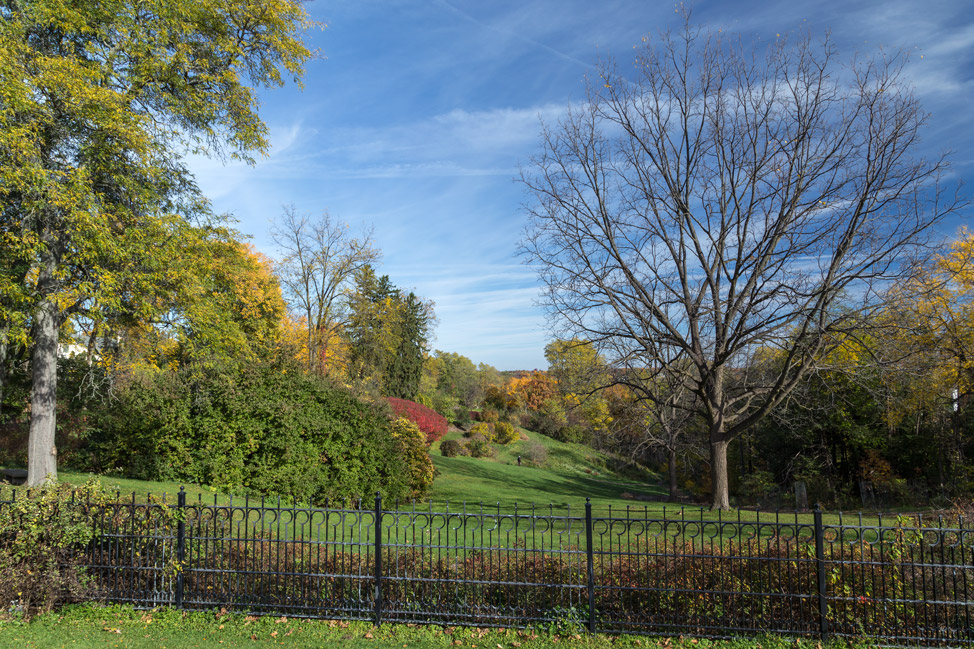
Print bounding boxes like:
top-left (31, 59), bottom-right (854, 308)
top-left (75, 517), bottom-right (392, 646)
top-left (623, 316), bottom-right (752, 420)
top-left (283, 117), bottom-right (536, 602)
top-left (0, 0), bottom-right (310, 485)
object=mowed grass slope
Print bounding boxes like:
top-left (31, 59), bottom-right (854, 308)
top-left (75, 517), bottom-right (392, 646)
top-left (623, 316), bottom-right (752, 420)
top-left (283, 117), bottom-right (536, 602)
top-left (428, 427), bottom-right (665, 513)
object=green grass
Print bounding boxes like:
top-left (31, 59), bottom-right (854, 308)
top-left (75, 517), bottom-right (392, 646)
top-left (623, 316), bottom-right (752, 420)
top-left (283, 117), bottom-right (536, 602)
top-left (0, 604), bottom-right (866, 649)
top-left (425, 428), bottom-right (872, 526)
top-left (427, 427), bottom-right (666, 513)
top-left (53, 471), bottom-right (237, 506)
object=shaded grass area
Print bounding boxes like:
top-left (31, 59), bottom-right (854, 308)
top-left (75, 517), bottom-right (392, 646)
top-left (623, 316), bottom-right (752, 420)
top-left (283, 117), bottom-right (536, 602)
top-left (0, 604), bottom-right (866, 649)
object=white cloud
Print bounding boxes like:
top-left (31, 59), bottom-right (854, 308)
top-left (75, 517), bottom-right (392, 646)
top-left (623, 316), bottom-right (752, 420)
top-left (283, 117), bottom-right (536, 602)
top-left (185, 122), bottom-right (305, 199)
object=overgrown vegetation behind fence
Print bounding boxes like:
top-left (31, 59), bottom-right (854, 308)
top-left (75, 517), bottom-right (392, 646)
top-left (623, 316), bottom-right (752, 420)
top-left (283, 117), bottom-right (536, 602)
top-left (1, 484), bottom-right (972, 646)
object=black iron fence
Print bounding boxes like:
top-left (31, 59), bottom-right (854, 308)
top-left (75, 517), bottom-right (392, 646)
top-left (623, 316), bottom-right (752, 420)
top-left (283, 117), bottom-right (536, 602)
top-left (3, 489), bottom-right (973, 646)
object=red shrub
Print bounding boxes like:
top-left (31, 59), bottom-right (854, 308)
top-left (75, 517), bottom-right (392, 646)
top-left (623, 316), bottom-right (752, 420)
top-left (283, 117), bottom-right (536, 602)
top-left (386, 398), bottom-right (448, 443)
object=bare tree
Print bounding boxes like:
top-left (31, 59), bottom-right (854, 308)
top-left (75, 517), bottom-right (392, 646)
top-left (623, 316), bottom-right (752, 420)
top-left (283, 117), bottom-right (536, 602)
top-left (519, 18), bottom-right (960, 509)
top-left (272, 206), bottom-right (380, 375)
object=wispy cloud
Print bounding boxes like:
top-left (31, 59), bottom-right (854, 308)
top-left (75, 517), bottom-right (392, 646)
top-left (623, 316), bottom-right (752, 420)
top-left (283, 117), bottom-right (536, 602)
top-left (185, 122), bottom-right (305, 200)
top-left (188, 102), bottom-right (572, 192)
top-left (434, 0), bottom-right (597, 70)
top-left (181, 0), bottom-right (974, 371)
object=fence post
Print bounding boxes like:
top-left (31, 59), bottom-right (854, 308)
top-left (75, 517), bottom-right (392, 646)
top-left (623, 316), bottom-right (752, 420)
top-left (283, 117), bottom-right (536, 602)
top-left (813, 508), bottom-right (829, 642)
top-left (585, 498), bottom-right (596, 634)
top-left (374, 492), bottom-right (383, 627)
top-left (176, 486), bottom-right (186, 609)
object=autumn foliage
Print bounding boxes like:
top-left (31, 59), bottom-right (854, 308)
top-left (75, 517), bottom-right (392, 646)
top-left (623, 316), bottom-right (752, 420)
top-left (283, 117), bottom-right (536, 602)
top-left (386, 397), bottom-right (448, 443)
top-left (506, 371), bottom-right (558, 411)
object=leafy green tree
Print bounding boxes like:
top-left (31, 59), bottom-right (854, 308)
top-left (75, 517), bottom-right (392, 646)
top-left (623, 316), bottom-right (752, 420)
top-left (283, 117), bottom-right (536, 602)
top-left (347, 267), bottom-right (401, 391)
top-left (545, 339), bottom-right (609, 395)
top-left (0, 0), bottom-right (309, 485)
top-left (164, 233), bottom-right (287, 369)
top-left (432, 351), bottom-right (483, 408)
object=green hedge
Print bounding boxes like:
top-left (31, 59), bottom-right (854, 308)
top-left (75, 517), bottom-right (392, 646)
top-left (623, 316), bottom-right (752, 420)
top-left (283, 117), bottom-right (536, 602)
top-left (85, 360), bottom-right (412, 504)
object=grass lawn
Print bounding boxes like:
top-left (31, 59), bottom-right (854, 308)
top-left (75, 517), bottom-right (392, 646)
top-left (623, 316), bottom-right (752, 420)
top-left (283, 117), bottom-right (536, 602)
top-left (3, 428), bottom-right (892, 528)
top-left (0, 605), bottom-right (865, 649)
top-left (425, 429), bottom-right (875, 526)
top-left (53, 471), bottom-right (238, 506)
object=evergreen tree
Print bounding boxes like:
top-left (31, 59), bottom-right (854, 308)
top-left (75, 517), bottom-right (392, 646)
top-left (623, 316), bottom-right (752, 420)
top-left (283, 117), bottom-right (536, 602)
top-left (347, 267), bottom-right (433, 398)
top-left (387, 293), bottom-right (432, 399)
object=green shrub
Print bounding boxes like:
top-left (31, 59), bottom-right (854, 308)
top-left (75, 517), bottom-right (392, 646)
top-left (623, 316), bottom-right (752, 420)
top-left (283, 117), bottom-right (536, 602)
top-left (524, 441), bottom-right (548, 466)
top-left (479, 408), bottom-right (500, 424)
top-left (527, 397), bottom-right (568, 437)
top-left (439, 439), bottom-right (467, 458)
top-left (494, 421), bottom-right (518, 445)
top-left (86, 359), bottom-right (412, 504)
top-left (0, 479), bottom-right (175, 618)
top-left (553, 424), bottom-right (592, 445)
top-left (468, 421), bottom-right (493, 442)
top-left (465, 433), bottom-right (494, 458)
top-left (738, 469), bottom-right (778, 505)
top-left (390, 418), bottom-right (435, 500)
top-left (452, 406), bottom-right (473, 429)
top-left (430, 392), bottom-right (460, 424)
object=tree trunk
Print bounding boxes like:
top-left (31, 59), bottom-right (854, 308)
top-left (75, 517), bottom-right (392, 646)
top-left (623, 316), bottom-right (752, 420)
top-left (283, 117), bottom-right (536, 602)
top-left (710, 438), bottom-right (730, 510)
top-left (27, 293), bottom-right (59, 486)
top-left (668, 448), bottom-right (678, 499)
top-left (0, 321), bottom-right (8, 420)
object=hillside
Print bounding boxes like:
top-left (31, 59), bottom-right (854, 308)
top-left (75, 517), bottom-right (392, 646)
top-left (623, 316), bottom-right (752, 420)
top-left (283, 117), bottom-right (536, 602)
top-left (427, 426), bottom-right (667, 512)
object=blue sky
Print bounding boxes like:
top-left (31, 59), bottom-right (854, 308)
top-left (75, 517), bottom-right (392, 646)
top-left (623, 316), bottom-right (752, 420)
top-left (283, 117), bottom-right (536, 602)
top-left (186, 0), bottom-right (974, 371)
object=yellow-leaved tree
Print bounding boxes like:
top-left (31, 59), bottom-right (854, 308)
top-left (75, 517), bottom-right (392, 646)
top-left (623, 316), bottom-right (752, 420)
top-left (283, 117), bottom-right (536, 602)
top-left (884, 230), bottom-right (974, 484)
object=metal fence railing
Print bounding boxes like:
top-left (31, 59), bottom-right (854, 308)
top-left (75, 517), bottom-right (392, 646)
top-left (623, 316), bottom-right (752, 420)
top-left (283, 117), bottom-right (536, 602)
top-left (2, 488), bottom-right (972, 646)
